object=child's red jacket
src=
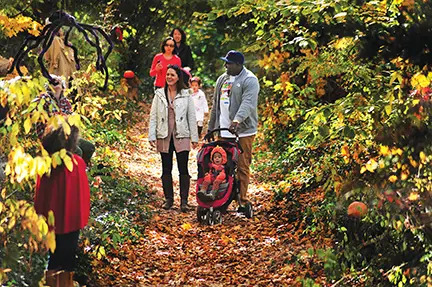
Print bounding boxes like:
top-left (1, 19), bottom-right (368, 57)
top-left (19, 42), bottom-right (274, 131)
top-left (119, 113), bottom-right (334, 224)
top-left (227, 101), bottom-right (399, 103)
top-left (35, 154), bottom-right (90, 234)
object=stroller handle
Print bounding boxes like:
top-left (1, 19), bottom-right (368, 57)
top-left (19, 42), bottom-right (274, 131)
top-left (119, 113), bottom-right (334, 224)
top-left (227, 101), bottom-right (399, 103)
top-left (204, 128), bottom-right (239, 142)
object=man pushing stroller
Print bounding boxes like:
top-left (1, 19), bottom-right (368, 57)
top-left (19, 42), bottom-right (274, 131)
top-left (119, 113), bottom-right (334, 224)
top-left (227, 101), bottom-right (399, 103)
top-left (208, 50), bottom-right (259, 209)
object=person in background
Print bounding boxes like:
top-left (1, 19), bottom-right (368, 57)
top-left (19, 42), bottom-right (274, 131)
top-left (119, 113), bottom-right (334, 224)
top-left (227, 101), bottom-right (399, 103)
top-left (170, 27), bottom-right (194, 71)
top-left (190, 76), bottom-right (208, 138)
top-left (208, 50), bottom-right (260, 211)
top-left (44, 27), bottom-right (77, 86)
top-left (34, 75), bottom-right (95, 165)
top-left (35, 123), bottom-right (90, 287)
top-left (149, 37), bottom-right (181, 89)
top-left (149, 64), bottom-right (198, 212)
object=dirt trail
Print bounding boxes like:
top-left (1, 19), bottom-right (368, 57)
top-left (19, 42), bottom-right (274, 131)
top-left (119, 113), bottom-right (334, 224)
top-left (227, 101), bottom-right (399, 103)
top-left (95, 107), bottom-right (330, 286)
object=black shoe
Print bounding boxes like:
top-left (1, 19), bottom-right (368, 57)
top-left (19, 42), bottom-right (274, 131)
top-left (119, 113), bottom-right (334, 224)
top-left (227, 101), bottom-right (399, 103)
top-left (237, 201), bottom-right (250, 212)
top-left (162, 200), bottom-right (173, 210)
top-left (180, 202), bottom-right (191, 213)
top-left (197, 190), bottom-right (213, 202)
top-left (237, 206), bottom-right (246, 212)
top-left (209, 190), bottom-right (218, 201)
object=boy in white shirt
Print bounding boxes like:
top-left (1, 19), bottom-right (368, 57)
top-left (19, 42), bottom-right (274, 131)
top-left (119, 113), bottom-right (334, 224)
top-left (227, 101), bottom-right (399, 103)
top-left (190, 76), bottom-right (209, 138)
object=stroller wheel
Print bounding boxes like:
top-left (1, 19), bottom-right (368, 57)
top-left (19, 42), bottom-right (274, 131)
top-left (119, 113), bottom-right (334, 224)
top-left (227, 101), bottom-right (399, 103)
top-left (244, 202), bottom-right (253, 219)
top-left (197, 206), bottom-right (207, 224)
top-left (206, 210), bottom-right (213, 225)
top-left (212, 210), bottom-right (222, 225)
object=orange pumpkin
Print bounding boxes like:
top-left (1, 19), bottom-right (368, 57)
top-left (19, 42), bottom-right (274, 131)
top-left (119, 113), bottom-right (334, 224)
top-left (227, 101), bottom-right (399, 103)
top-left (123, 70), bottom-right (135, 79)
top-left (347, 201), bottom-right (368, 218)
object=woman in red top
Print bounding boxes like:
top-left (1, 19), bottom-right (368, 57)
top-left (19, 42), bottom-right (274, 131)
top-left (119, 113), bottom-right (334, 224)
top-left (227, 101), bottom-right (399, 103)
top-left (35, 123), bottom-right (90, 287)
top-left (149, 36), bottom-right (182, 88)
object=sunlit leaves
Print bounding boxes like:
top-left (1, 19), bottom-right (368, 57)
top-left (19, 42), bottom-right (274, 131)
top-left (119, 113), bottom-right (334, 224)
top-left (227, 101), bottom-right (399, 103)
top-left (6, 147), bottom-right (51, 183)
top-left (181, 222), bottom-right (192, 231)
top-left (0, 13), bottom-right (42, 38)
top-left (360, 159), bottom-right (378, 174)
top-left (410, 72), bottom-right (431, 91)
top-left (46, 231), bottom-right (56, 253)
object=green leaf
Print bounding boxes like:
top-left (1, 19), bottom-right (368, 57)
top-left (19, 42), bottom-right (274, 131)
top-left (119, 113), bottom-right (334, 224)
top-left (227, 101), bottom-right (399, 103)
top-left (318, 125), bottom-right (329, 138)
top-left (343, 126), bottom-right (355, 139)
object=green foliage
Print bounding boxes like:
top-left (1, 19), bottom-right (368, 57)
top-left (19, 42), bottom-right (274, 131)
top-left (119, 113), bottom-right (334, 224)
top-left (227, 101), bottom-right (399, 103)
top-left (205, 0), bottom-right (432, 285)
top-left (0, 56), bottom-right (148, 284)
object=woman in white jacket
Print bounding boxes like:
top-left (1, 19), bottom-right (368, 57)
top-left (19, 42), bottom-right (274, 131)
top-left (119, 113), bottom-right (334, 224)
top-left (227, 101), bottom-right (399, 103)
top-left (149, 64), bottom-right (198, 212)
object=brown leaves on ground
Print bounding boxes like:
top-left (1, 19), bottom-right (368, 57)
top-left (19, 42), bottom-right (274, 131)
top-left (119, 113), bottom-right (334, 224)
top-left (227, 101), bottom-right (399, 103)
top-left (93, 105), bottom-right (331, 286)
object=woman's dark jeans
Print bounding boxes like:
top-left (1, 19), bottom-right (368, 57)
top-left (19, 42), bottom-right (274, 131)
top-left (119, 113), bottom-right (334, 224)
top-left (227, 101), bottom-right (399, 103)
top-left (161, 137), bottom-right (189, 177)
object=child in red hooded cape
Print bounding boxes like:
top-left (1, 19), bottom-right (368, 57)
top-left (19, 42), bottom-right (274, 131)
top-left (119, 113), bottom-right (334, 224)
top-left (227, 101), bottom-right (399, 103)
top-left (34, 123), bottom-right (90, 287)
top-left (197, 145), bottom-right (227, 202)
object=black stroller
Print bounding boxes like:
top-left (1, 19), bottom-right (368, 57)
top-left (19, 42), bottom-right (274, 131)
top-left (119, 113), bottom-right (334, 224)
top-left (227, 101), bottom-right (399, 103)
top-left (196, 128), bottom-right (253, 225)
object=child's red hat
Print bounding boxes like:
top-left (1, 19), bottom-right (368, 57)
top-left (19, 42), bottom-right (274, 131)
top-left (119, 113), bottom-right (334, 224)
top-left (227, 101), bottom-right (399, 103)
top-left (211, 145), bottom-right (227, 165)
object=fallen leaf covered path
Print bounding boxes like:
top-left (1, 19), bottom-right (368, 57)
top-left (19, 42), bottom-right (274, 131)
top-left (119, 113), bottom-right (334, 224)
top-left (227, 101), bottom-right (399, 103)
top-left (94, 106), bottom-right (331, 286)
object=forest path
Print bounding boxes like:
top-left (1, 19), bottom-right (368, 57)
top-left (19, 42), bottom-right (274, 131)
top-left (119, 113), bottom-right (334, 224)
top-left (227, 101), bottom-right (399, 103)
top-left (95, 106), bottom-right (330, 286)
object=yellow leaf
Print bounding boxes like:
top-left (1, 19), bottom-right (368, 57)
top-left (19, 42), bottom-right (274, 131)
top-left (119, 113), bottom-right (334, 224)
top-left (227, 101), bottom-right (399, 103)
top-left (21, 85), bottom-right (30, 101)
top-left (341, 145), bottom-right (349, 157)
top-left (394, 220), bottom-right (403, 231)
top-left (389, 175), bottom-right (398, 183)
top-left (181, 223), bottom-right (192, 231)
top-left (23, 118), bottom-right (31, 134)
top-left (380, 145), bottom-right (390, 156)
top-left (221, 234), bottom-right (230, 245)
top-left (97, 246), bottom-right (105, 259)
top-left (401, 172), bottom-right (409, 180)
top-left (333, 37), bottom-right (353, 50)
top-left (7, 216), bottom-right (16, 229)
top-left (366, 159), bottom-right (378, 172)
top-left (63, 155), bottom-right (73, 172)
top-left (62, 121), bottom-right (71, 136)
top-left (411, 73), bottom-right (430, 89)
top-left (47, 210), bottom-right (55, 226)
top-left (46, 231), bottom-right (56, 253)
top-left (38, 217), bottom-right (48, 236)
top-left (385, 105), bottom-right (392, 115)
top-left (36, 156), bottom-right (49, 176)
top-left (408, 192), bottom-right (419, 201)
top-left (420, 151), bottom-right (427, 163)
top-left (360, 166), bottom-right (367, 174)
top-left (31, 111), bottom-right (40, 122)
top-left (67, 113), bottom-right (81, 127)
top-left (52, 153), bottom-right (62, 168)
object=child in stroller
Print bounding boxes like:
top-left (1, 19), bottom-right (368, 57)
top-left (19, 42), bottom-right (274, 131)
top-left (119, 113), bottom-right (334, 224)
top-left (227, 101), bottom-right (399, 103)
top-left (197, 145), bottom-right (227, 202)
top-left (196, 128), bottom-right (253, 225)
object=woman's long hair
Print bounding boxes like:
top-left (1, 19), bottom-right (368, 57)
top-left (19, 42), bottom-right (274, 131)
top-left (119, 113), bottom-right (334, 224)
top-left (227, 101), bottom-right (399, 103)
top-left (169, 27), bottom-right (187, 45)
top-left (164, 64), bottom-right (185, 95)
